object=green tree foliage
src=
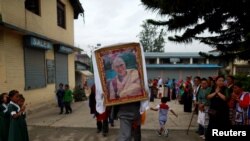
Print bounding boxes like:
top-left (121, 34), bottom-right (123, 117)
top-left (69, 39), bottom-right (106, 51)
top-left (138, 21), bottom-right (166, 52)
top-left (141, 0), bottom-right (250, 60)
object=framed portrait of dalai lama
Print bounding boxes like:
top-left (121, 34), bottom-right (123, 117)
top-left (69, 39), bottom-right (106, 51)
top-left (94, 43), bottom-right (148, 106)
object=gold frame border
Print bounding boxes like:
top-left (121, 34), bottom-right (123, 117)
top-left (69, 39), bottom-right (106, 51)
top-left (95, 43), bottom-right (148, 106)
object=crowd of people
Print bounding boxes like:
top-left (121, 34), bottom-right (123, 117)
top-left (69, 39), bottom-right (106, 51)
top-left (0, 90), bottom-right (29, 141)
top-left (86, 63), bottom-right (250, 141)
top-left (148, 75), bottom-right (250, 140)
top-left (1, 74), bottom-right (250, 141)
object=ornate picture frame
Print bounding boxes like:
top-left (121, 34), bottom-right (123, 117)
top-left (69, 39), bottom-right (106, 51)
top-left (94, 43), bottom-right (148, 106)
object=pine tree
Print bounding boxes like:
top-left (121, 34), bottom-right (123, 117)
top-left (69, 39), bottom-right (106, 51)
top-left (141, 0), bottom-right (250, 60)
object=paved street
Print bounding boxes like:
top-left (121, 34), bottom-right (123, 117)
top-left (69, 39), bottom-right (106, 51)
top-left (27, 98), bottom-right (202, 141)
top-left (28, 126), bottom-right (201, 141)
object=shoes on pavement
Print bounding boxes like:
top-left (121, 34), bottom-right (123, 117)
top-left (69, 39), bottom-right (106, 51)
top-left (200, 135), bottom-right (205, 140)
top-left (103, 133), bottom-right (107, 137)
top-left (155, 130), bottom-right (162, 136)
top-left (164, 129), bottom-right (169, 137)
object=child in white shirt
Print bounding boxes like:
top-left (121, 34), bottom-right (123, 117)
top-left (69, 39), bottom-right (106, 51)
top-left (150, 97), bottom-right (178, 136)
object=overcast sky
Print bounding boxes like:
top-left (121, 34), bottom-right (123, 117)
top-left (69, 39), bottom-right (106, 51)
top-left (74, 0), bottom-right (213, 54)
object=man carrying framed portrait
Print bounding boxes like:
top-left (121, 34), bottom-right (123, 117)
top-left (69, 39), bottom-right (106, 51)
top-left (92, 42), bottom-right (150, 141)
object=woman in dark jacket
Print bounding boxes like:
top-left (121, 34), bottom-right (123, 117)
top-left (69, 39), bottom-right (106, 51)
top-left (206, 76), bottom-right (230, 140)
top-left (56, 83), bottom-right (65, 114)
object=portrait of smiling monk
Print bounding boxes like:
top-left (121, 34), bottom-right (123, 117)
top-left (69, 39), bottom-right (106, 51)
top-left (108, 56), bottom-right (142, 100)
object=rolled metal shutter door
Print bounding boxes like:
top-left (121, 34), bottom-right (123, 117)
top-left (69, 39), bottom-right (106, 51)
top-left (55, 53), bottom-right (68, 87)
top-left (24, 47), bottom-right (46, 89)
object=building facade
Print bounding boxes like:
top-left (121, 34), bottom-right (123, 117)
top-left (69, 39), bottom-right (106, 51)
top-left (0, 0), bottom-right (83, 110)
top-left (75, 53), bottom-right (93, 88)
top-left (145, 52), bottom-right (222, 80)
top-left (228, 59), bottom-right (250, 76)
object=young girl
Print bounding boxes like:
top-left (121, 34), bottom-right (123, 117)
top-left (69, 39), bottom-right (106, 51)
top-left (63, 84), bottom-right (73, 114)
top-left (8, 90), bottom-right (29, 141)
top-left (150, 97), bottom-right (178, 136)
top-left (0, 93), bottom-right (9, 141)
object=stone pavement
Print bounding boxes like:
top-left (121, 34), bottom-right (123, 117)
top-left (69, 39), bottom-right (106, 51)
top-left (27, 98), bottom-right (202, 141)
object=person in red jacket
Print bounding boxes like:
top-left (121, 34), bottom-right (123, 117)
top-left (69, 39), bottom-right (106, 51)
top-left (242, 92), bottom-right (250, 125)
top-left (231, 81), bottom-right (250, 125)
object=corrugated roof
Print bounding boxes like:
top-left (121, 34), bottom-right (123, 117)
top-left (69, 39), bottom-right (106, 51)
top-left (146, 64), bottom-right (222, 69)
top-left (144, 52), bottom-right (220, 58)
